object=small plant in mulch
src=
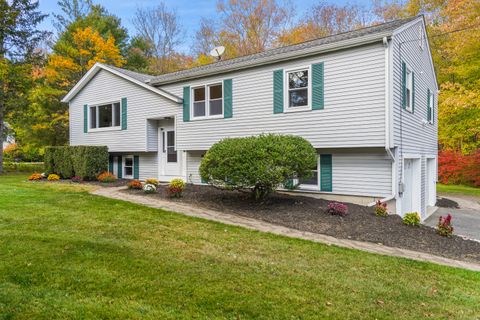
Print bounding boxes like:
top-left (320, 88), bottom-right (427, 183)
top-left (374, 200), bottom-right (388, 217)
top-left (403, 212), bottom-right (420, 226)
top-left (437, 214), bottom-right (454, 237)
top-left (71, 176), bottom-right (83, 183)
top-left (326, 202), bottom-right (348, 216)
top-left (47, 174), bottom-right (60, 181)
top-left (28, 173), bottom-right (43, 181)
top-left (128, 180), bottom-right (143, 190)
top-left (145, 178), bottom-right (159, 186)
top-left (143, 183), bottom-right (157, 194)
top-left (97, 172), bottom-right (117, 183)
top-left (167, 178), bottom-right (186, 198)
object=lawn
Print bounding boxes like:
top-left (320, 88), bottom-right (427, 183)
top-left (0, 175), bottom-right (479, 319)
top-left (437, 183), bottom-right (480, 198)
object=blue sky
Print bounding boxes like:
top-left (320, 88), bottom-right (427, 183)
top-left (38, 0), bottom-right (370, 53)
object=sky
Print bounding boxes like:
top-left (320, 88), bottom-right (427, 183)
top-left (37, 0), bottom-right (370, 53)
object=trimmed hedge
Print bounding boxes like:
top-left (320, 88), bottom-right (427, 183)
top-left (3, 162), bottom-right (45, 173)
top-left (45, 146), bottom-right (109, 180)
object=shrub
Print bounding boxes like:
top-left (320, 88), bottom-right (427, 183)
top-left (438, 150), bottom-right (480, 187)
top-left (3, 162), bottom-right (44, 173)
top-left (3, 143), bottom-right (43, 162)
top-left (403, 212), bottom-right (420, 226)
top-left (374, 200), bottom-right (388, 217)
top-left (128, 180), bottom-right (143, 189)
top-left (44, 146), bottom-right (109, 180)
top-left (437, 214), bottom-right (454, 237)
top-left (28, 173), bottom-right (43, 181)
top-left (145, 178), bottom-right (159, 186)
top-left (47, 174), bottom-right (60, 181)
top-left (326, 202), bottom-right (348, 216)
top-left (97, 172), bottom-right (117, 183)
top-left (200, 134), bottom-right (317, 200)
top-left (143, 183), bottom-right (157, 194)
top-left (167, 178), bottom-right (186, 198)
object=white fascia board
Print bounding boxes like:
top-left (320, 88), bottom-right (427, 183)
top-left (61, 63), bottom-right (182, 104)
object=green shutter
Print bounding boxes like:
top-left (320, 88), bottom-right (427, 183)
top-left (273, 69), bottom-right (284, 114)
top-left (108, 155), bottom-right (114, 173)
top-left (432, 93), bottom-right (435, 124)
top-left (133, 155), bottom-right (139, 179)
top-left (427, 88), bottom-right (431, 122)
top-left (121, 98), bottom-right (127, 130)
top-left (117, 156), bottom-right (122, 179)
top-left (411, 72), bottom-right (415, 113)
top-left (401, 62), bottom-right (407, 109)
top-left (84, 104), bottom-right (88, 133)
top-left (223, 79), bottom-right (233, 118)
top-left (320, 154), bottom-right (332, 192)
top-left (183, 86), bottom-right (190, 122)
top-left (312, 62), bottom-right (324, 110)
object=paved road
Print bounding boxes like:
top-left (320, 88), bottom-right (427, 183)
top-left (425, 194), bottom-right (480, 241)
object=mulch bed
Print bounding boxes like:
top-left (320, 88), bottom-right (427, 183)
top-left (122, 184), bottom-right (480, 264)
top-left (436, 197), bottom-right (460, 209)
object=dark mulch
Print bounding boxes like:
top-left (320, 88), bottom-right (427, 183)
top-left (436, 197), bottom-right (460, 209)
top-left (123, 185), bottom-right (480, 264)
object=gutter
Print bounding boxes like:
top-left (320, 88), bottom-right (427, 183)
top-left (152, 31), bottom-right (394, 86)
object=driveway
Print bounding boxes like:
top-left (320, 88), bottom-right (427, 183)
top-left (425, 194), bottom-right (480, 241)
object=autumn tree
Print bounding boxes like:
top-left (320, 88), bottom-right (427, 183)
top-left (0, 0), bottom-right (47, 173)
top-left (132, 3), bottom-right (184, 74)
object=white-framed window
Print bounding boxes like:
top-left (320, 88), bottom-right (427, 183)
top-left (299, 162), bottom-right (319, 188)
top-left (405, 67), bottom-right (413, 112)
top-left (123, 155), bottom-right (133, 179)
top-left (89, 101), bottom-right (121, 130)
top-left (285, 67), bottom-right (310, 110)
top-left (191, 83), bottom-right (223, 119)
top-left (428, 91), bottom-right (434, 123)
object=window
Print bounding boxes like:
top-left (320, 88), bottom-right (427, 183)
top-left (299, 164), bottom-right (318, 186)
top-left (192, 83), bottom-right (223, 119)
top-left (405, 68), bottom-right (413, 111)
top-left (89, 102), bottom-right (121, 130)
top-left (124, 156), bottom-right (133, 178)
top-left (287, 69), bottom-right (309, 108)
top-left (428, 91), bottom-right (434, 123)
top-left (166, 131), bottom-right (177, 163)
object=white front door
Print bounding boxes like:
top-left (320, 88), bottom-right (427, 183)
top-left (158, 124), bottom-right (183, 181)
top-left (402, 158), bottom-right (421, 216)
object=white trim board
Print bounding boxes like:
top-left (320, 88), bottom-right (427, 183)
top-left (61, 63), bottom-right (182, 104)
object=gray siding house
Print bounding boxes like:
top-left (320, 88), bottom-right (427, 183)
top-left (62, 16), bottom-right (438, 219)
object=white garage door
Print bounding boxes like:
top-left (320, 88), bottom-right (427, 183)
top-left (402, 158), bottom-right (421, 216)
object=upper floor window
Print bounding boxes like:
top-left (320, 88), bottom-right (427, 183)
top-left (287, 68), bottom-right (309, 109)
top-left (428, 91), bottom-right (434, 123)
top-left (405, 68), bottom-right (413, 112)
top-left (90, 102), bottom-right (121, 130)
top-left (192, 83), bottom-right (223, 119)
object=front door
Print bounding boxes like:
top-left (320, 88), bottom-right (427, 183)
top-left (402, 158), bottom-right (421, 216)
top-left (158, 123), bottom-right (182, 181)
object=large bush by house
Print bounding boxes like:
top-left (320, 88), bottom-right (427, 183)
top-left (199, 134), bottom-right (317, 200)
top-left (438, 150), bottom-right (480, 187)
top-left (45, 146), bottom-right (108, 180)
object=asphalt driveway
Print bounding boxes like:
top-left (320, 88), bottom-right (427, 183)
top-left (425, 195), bottom-right (480, 241)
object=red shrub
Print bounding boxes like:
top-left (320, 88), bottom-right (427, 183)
top-left (437, 214), bottom-right (454, 237)
top-left (326, 202), bottom-right (348, 216)
top-left (438, 150), bottom-right (480, 187)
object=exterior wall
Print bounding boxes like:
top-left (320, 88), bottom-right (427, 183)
top-left (391, 19), bottom-right (438, 218)
top-left (69, 69), bottom-right (180, 152)
top-left (162, 43), bottom-right (387, 150)
top-left (186, 148), bottom-right (392, 197)
top-left (111, 152), bottom-right (158, 180)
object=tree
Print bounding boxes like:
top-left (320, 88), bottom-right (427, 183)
top-left (0, 0), bottom-right (47, 173)
top-left (193, 0), bottom-right (294, 63)
top-left (132, 3), bottom-right (184, 74)
top-left (277, 2), bottom-right (370, 46)
top-left (200, 134), bottom-right (317, 200)
top-left (53, 0), bottom-right (93, 33)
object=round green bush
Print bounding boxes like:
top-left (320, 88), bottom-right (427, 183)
top-left (200, 134), bottom-right (317, 200)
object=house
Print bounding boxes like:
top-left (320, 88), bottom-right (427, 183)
top-left (62, 16), bottom-right (438, 220)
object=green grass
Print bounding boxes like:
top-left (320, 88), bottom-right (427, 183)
top-left (437, 183), bottom-right (480, 197)
top-left (0, 175), bottom-right (479, 319)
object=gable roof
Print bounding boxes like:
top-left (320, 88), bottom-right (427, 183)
top-left (61, 63), bottom-right (182, 103)
top-left (150, 16), bottom-right (420, 85)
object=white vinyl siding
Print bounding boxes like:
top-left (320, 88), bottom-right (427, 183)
top-left (163, 43), bottom-right (387, 150)
top-left (186, 151), bottom-right (204, 184)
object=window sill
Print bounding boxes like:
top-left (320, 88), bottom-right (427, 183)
top-left (190, 115), bottom-right (225, 121)
top-left (284, 106), bottom-right (312, 113)
top-left (88, 126), bottom-right (122, 133)
top-left (299, 184), bottom-right (319, 191)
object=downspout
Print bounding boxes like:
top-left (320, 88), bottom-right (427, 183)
top-left (369, 36), bottom-right (396, 207)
